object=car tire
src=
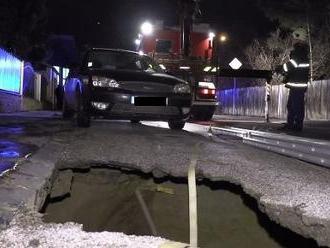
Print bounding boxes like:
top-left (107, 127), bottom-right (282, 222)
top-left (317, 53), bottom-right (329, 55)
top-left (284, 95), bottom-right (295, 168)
top-left (130, 119), bottom-right (140, 124)
top-left (76, 91), bottom-right (91, 128)
top-left (62, 99), bottom-right (74, 119)
top-left (168, 120), bottom-right (185, 130)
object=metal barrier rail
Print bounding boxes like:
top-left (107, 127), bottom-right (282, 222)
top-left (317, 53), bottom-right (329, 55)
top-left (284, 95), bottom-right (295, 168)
top-left (210, 127), bottom-right (330, 168)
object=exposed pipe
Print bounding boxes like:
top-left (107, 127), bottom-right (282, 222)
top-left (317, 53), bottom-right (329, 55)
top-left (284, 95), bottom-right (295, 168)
top-left (135, 189), bottom-right (158, 236)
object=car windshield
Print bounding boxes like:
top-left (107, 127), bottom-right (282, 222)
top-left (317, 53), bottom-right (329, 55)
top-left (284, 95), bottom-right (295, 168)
top-left (87, 50), bottom-right (164, 73)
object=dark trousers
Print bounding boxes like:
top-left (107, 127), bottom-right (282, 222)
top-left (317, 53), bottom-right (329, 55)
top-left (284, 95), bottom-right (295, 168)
top-left (55, 85), bottom-right (64, 110)
top-left (287, 88), bottom-right (306, 130)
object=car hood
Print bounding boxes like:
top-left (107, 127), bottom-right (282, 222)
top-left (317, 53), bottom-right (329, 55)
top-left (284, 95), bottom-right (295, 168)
top-left (88, 69), bottom-right (188, 86)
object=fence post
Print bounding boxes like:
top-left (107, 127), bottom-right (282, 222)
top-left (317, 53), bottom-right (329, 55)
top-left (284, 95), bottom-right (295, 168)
top-left (233, 77), bottom-right (237, 115)
top-left (265, 81), bottom-right (271, 123)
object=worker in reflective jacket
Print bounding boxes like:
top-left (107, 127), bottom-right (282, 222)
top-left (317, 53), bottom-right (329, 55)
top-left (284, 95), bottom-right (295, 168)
top-left (281, 42), bottom-right (310, 131)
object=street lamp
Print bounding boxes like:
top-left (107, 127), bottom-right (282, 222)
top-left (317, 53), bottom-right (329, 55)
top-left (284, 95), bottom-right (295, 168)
top-left (141, 21), bottom-right (153, 36)
top-left (209, 32), bottom-right (216, 52)
top-left (229, 58), bottom-right (242, 116)
top-left (208, 32), bottom-right (216, 40)
top-left (220, 34), bottom-right (227, 43)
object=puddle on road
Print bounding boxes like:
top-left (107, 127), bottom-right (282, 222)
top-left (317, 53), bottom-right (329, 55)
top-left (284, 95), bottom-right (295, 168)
top-left (42, 167), bottom-right (321, 248)
top-left (0, 126), bottom-right (25, 136)
top-left (0, 161), bottom-right (17, 175)
top-left (0, 140), bottom-right (38, 159)
top-left (0, 140), bottom-right (38, 175)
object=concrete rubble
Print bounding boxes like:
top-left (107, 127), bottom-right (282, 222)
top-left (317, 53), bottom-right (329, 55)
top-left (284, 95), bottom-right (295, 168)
top-left (0, 210), bottom-right (167, 248)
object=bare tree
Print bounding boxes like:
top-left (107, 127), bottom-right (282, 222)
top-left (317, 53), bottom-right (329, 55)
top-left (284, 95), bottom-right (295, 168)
top-left (311, 20), bottom-right (330, 79)
top-left (257, 0), bottom-right (330, 81)
top-left (245, 29), bottom-right (293, 85)
top-left (245, 23), bottom-right (330, 81)
top-left (0, 0), bottom-right (48, 59)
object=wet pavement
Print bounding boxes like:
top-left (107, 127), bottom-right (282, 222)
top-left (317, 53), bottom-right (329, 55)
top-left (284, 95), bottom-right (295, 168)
top-left (0, 126), bottom-right (34, 175)
top-left (0, 112), bottom-right (71, 176)
top-left (0, 140), bottom-right (36, 174)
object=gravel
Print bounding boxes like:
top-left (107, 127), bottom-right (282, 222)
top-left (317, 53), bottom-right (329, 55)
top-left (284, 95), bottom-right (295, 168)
top-left (0, 211), bottom-right (166, 248)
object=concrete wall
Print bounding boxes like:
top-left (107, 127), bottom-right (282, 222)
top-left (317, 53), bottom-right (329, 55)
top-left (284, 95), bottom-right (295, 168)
top-left (219, 80), bottom-right (330, 120)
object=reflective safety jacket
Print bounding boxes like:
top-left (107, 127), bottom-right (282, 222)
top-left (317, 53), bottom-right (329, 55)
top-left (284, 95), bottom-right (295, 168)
top-left (282, 44), bottom-right (310, 89)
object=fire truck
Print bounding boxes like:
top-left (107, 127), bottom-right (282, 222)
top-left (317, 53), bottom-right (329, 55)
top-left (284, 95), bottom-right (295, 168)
top-left (138, 0), bottom-right (218, 121)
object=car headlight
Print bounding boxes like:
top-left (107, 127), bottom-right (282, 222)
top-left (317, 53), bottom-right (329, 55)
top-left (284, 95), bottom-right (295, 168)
top-left (174, 83), bottom-right (191, 94)
top-left (92, 76), bottom-right (119, 88)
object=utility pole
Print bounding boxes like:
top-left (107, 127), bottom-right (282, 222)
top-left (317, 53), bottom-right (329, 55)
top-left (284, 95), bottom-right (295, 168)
top-left (178, 0), bottom-right (200, 58)
top-left (305, 0), bottom-right (313, 83)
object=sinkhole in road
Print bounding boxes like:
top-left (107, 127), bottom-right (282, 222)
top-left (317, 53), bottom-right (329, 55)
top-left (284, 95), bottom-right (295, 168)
top-left (42, 167), bottom-right (320, 248)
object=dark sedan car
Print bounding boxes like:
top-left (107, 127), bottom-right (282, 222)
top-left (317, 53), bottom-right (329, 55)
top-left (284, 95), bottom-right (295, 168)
top-left (63, 48), bottom-right (192, 130)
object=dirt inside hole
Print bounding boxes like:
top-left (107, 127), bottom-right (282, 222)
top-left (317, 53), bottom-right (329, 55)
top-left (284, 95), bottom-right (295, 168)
top-left (42, 167), bottom-right (321, 248)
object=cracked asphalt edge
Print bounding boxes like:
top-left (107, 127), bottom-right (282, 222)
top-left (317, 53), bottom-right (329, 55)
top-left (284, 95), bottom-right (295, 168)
top-left (0, 135), bottom-right (169, 248)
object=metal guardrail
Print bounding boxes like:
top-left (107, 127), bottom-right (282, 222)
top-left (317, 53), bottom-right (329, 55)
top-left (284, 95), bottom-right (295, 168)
top-left (210, 127), bottom-right (330, 168)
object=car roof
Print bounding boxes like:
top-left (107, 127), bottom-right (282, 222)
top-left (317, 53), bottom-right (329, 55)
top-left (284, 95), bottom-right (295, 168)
top-left (90, 48), bottom-right (140, 55)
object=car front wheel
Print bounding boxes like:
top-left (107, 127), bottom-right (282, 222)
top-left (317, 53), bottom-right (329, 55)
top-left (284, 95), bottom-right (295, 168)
top-left (168, 120), bottom-right (185, 130)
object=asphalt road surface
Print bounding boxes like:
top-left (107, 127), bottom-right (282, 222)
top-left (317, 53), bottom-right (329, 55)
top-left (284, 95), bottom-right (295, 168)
top-left (1, 112), bottom-right (330, 247)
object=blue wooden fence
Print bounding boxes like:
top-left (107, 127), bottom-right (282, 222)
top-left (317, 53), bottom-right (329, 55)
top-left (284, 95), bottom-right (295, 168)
top-left (219, 80), bottom-right (330, 120)
top-left (0, 48), bottom-right (23, 94)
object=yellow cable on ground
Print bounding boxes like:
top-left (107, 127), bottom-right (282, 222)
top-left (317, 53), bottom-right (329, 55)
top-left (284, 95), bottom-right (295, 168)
top-left (159, 144), bottom-right (200, 248)
top-left (158, 241), bottom-right (189, 248)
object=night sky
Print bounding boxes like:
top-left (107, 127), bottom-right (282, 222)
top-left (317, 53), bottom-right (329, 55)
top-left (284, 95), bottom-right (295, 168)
top-left (47, 0), bottom-right (274, 51)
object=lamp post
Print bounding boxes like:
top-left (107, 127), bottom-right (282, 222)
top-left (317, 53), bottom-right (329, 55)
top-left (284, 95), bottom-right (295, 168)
top-left (229, 58), bottom-right (242, 116)
top-left (209, 32), bottom-right (216, 42)
top-left (135, 22), bottom-right (154, 53)
top-left (218, 34), bottom-right (228, 65)
top-left (215, 33), bottom-right (228, 88)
